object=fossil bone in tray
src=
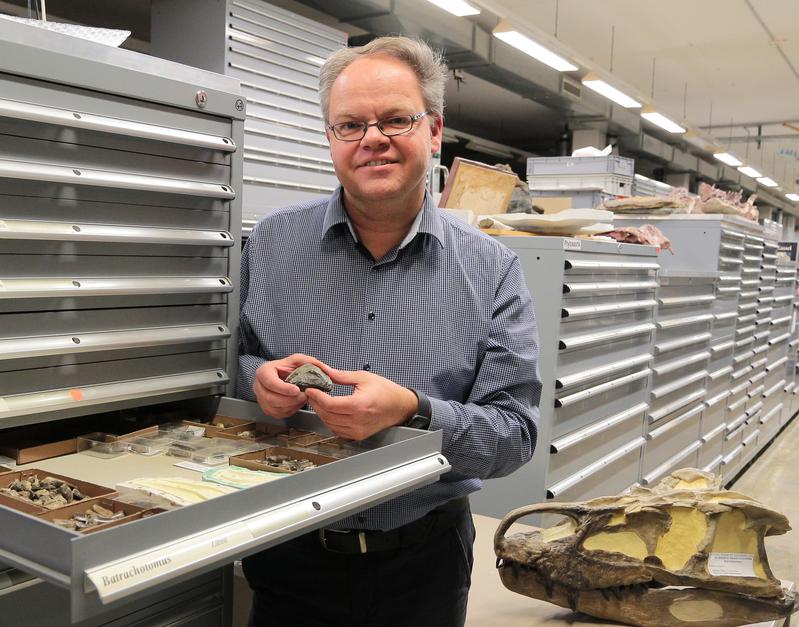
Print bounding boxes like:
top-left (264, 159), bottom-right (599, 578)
top-left (0, 475), bottom-right (86, 509)
top-left (494, 468), bottom-right (798, 627)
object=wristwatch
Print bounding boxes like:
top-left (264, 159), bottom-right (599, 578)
top-left (405, 388), bottom-right (433, 430)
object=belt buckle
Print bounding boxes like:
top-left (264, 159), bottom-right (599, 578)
top-left (318, 529), bottom-right (368, 554)
top-left (319, 528), bottom-right (368, 555)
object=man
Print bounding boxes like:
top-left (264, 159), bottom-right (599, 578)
top-left (238, 36), bottom-right (541, 627)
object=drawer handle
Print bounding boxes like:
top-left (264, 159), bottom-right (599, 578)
top-left (564, 259), bottom-right (659, 271)
top-left (648, 388), bottom-right (705, 423)
top-left (550, 402), bottom-right (648, 453)
top-left (641, 440), bottom-right (702, 486)
top-left (702, 422), bottom-right (728, 442)
top-left (0, 324), bottom-right (230, 361)
top-left (0, 370), bottom-right (228, 419)
top-left (545, 437), bottom-right (646, 499)
top-left (766, 357), bottom-right (789, 372)
top-left (0, 158), bottom-right (236, 199)
top-left (708, 366), bottom-right (733, 381)
top-left (723, 444), bottom-right (744, 465)
top-left (558, 323), bottom-right (655, 350)
top-left (0, 276), bottom-right (233, 299)
top-left (656, 313), bottom-right (714, 329)
top-left (0, 220), bottom-right (234, 247)
top-left (0, 97), bottom-right (237, 152)
top-left (562, 280), bottom-right (657, 294)
top-left (658, 295), bottom-right (715, 306)
top-left (653, 352), bottom-right (710, 377)
top-left (648, 404), bottom-right (703, 440)
top-left (555, 369), bottom-right (651, 407)
top-left (710, 340), bottom-right (735, 354)
top-left (742, 431), bottom-right (760, 447)
top-left (556, 354), bottom-right (652, 390)
top-left (561, 299), bottom-right (656, 319)
top-left (244, 174), bottom-right (336, 194)
top-left (703, 454), bottom-right (724, 474)
top-left (656, 332), bottom-right (712, 355)
top-left (705, 390), bottom-right (732, 408)
top-left (760, 404), bottom-right (782, 425)
top-left (769, 332), bottom-right (791, 346)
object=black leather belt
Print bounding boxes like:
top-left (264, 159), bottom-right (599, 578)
top-left (314, 497), bottom-right (469, 555)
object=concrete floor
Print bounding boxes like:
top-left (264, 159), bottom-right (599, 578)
top-left (729, 415), bottom-right (799, 588)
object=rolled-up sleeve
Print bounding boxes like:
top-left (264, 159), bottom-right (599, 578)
top-left (429, 251), bottom-right (541, 479)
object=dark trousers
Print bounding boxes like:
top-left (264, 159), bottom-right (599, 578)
top-left (242, 501), bottom-right (476, 627)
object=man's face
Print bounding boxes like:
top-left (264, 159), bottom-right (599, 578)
top-left (326, 55), bottom-right (443, 209)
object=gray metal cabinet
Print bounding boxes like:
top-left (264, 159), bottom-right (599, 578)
top-left (642, 271), bottom-right (716, 486)
top-left (615, 215), bottom-right (797, 482)
top-left (0, 23), bottom-right (448, 625)
top-left (470, 237), bottom-right (658, 518)
top-left (151, 0), bottom-right (347, 235)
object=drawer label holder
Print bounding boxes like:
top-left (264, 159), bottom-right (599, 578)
top-left (84, 454), bottom-right (449, 603)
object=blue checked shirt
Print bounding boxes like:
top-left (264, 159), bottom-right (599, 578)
top-left (238, 187), bottom-right (541, 530)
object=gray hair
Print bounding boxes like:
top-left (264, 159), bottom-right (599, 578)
top-left (319, 36), bottom-right (448, 122)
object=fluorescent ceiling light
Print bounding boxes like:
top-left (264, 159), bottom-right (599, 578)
top-left (738, 166), bottom-right (762, 178)
top-left (581, 74), bottom-right (641, 108)
top-left (786, 193), bottom-right (799, 202)
top-left (423, 0), bottom-right (480, 16)
top-left (641, 108), bottom-right (686, 134)
top-left (493, 21), bottom-right (578, 72)
top-left (757, 177), bottom-right (778, 187)
top-left (714, 152), bottom-right (743, 167)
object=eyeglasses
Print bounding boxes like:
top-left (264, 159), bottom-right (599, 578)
top-left (327, 111), bottom-right (430, 142)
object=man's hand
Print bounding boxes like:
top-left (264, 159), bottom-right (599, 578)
top-left (253, 354), bottom-right (328, 419)
top-left (304, 366), bottom-right (419, 440)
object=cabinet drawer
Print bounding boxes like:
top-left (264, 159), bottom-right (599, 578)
top-left (548, 403), bottom-right (646, 487)
top-left (546, 438), bottom-right (644, 501)
top-left (642, 403), bottom-right (702, 477)
top-left (0, 401), bottom-right (447, 623)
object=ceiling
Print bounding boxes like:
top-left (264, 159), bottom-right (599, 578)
top-left (2, 0), bottom-right (797, 204)
top-left (478, 0), bottom-right (799, 189)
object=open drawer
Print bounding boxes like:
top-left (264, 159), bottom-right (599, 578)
top-left (0, 398), bottom-right (450, 622)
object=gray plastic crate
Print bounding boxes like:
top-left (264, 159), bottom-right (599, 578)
top-left (529, 188), bottom-right (616, 209)
top-left (526, 155), bottom-right (634, 178)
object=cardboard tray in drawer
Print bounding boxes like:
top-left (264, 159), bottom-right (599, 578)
top-left (231, 446), bottom-right (340, 474)
top-left (0, 436), bottom-right (77, 465)
top-left (182, 415), bottom-right (256, 436)
top-left (36, 497), bottom-right (165, 534)
top-left (0, 469), bottom-right (116, 514)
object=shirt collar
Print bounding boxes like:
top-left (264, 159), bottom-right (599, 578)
top-left (322, 186), bottom-right (445, 249)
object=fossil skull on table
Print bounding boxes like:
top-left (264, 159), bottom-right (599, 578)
top-left (494, 469), bottom-right (797, 626)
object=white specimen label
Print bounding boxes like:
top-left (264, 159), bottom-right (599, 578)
top-left (0, 397), bottom-right (7, 412)
top-left (708, 553), bottom-right (756, 577)
top-left (0, 220), bottom-right (6, 230)
top-left (563, 238), bottom-right (581, 251)
top-left (173, 461), bottom-right (211, 472)
top-left (87, 526), bottom-right (253, 599)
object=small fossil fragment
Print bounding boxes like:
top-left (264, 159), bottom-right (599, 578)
top-left (286, 364), bottom-right (333, 393)
top-left (263, 454), bottom-right (317, 472)
top-left (91, 503), bottom-right (115, 518)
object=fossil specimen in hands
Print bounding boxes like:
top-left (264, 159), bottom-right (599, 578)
top-left (286, 363), bottom-right (333, 393)
top-left (494, 469), bottom-right (797, 626)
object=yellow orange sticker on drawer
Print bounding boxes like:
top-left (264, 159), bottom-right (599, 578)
top-left (70, 389), bottom-right (84, 401)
